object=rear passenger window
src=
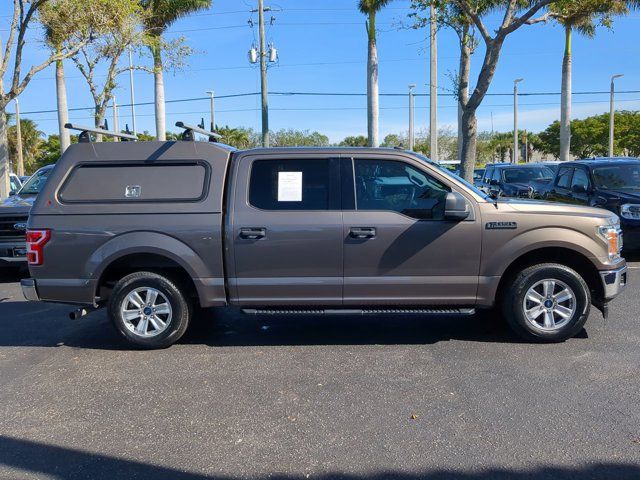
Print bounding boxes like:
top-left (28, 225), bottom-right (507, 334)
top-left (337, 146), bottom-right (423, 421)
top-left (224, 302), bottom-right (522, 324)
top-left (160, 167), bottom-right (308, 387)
top-left (59, 163), bottom-right (208, 203)
top-left (249, 159), bottom-right (333, 210)
top-left (556, 167), bottom-right (573, 189)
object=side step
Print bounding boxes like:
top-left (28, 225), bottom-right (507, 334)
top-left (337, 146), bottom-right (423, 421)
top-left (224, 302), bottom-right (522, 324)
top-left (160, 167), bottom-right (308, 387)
top-left (242, 308), bottom-right (476, 316)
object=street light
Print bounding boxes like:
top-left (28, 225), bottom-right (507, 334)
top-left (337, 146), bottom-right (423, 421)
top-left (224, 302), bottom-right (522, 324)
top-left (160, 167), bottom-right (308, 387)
top-left (408, 84), bottom-right (416, 151)
top-left (513, 78), bottom-right (524, 163)
top-left (609, 74), bottom-right (624, 157)
top-left (206, 90), bottom-right (215, 133)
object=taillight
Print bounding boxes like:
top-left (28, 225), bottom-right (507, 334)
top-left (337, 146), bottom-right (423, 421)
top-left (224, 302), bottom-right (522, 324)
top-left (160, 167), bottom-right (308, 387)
top-left (26, 229), bottom-right (51, 266)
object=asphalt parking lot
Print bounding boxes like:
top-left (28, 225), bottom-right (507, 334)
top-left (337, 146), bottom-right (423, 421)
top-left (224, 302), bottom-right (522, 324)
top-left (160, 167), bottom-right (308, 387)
top-left (0, 260), bottom-right (639, 480)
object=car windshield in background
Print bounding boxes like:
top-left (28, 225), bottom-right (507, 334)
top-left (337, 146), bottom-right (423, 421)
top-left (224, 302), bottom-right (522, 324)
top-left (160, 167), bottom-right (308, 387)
top-left (502, 167), bottom-right (554, 183)
top-left (593, 164), bottom-right (640, 190)
top-left (19, 168), bottom-right (51, 195)
top-left (411, 153), bottom-right (490, 200)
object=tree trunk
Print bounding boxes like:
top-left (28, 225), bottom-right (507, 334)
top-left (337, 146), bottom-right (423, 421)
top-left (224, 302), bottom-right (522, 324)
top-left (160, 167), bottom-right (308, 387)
top-left (94, 105), bottom-right (106, 142)
top-left (559, 26), bottom-right (572, 162)
top-left (56, 58), bottom-right (71, 153)
top-left (153, 45), bottom-right (166, 141)
top-left (457, 32), bottom-right (471, 162)
top-left (366, 14), bottom-right (379, 148)
top-left (460, 107), bottom-right (477, 182)
top-left (0, 102), bottom-right (10, 199)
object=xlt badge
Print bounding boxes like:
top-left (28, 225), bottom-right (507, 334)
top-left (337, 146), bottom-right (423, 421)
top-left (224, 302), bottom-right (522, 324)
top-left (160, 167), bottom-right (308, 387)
top-left (486, 221), bottom-right (517, 230)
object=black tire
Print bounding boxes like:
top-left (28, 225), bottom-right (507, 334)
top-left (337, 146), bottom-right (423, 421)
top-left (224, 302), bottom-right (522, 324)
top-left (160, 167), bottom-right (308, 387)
top-left (502, 263), bottom-right (591, 343)
top-left (108, 271), bottom-right (192, 349)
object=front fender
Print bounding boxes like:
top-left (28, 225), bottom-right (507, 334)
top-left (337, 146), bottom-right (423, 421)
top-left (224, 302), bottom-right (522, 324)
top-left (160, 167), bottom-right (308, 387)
top-left (482, 226), bottom-right (606, 277)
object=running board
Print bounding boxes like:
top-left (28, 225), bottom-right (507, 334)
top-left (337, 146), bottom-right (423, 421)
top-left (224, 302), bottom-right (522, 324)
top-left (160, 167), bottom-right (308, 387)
top-left (242, 308), bottom-right (476, 316)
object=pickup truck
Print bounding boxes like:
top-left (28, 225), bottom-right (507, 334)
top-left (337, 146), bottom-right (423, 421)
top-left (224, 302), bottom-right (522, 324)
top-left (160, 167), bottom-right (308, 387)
top-left (477, 163), bottom-right (555, 199)
top-left (529, 158), bottom-right (640, 251)
top-left (21, 126), bottom-right (628, 348)
top-left (0, 166), bottom-right (54, 268)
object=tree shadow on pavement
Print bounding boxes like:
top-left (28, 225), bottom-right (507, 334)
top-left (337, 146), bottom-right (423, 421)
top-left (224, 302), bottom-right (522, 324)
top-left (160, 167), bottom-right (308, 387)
top-left (0, 435), bottom-right (638, 480)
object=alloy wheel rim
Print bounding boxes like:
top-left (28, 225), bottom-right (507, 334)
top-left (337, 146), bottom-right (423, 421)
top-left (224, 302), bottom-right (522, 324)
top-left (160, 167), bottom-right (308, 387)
top-left (120, 287), bottom-right (172, 338)
top-left (522, 279), bottom-right (576, 332)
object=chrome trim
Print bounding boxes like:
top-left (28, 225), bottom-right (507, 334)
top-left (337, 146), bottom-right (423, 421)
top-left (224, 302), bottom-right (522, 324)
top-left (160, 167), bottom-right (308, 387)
top-left (599, 266), bottom-right (628, 300)
top-left (21, 278), bottom-right (40, 302)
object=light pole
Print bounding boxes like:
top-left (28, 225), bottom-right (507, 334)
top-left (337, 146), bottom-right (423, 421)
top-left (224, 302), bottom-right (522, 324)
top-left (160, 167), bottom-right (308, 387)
top-left (513, 78), bottom-right (523, 163)
top-left (429, 2), bottom-right (438, 161)
top-left (206, 90), bottom-right (215, 132)
top-left (128, 46), bottom-right (137, 135)
top-left (112, 96), bottom-right (119, 142)
top-left (609, 73), bottom-right (624, 157)
top-left (258, 0), bottom-right (269, 147)
top-left (408, 84), bottom-right (416, 151)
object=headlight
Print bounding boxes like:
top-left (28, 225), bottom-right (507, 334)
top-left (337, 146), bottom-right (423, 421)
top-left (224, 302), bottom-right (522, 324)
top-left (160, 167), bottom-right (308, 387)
top-left (620, 204), bottom-right (640, 220)
top-left (597, 223), bottom-right (623, 260)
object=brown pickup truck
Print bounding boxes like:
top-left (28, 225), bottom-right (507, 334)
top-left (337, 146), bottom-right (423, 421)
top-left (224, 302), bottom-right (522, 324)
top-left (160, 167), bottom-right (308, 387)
top-left (21, 124), bottom-right (627, 348)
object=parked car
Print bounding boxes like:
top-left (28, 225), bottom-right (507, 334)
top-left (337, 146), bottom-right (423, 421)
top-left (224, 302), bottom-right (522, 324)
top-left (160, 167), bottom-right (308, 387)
top-left (21, 132), bottom-right (626, 348)
top-left (478, 163), bottom-right (555, 198)
top-left (533, 158), bottom-right (640, 251)
top-left (0, 165), bottom-right (54, 268)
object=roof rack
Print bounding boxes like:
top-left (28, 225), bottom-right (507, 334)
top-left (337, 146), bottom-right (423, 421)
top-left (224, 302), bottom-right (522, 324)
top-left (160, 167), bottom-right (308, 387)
top-left (175, 121), bottom-right (222, 142)
top-left (65, 123), bottom-right (138, 143)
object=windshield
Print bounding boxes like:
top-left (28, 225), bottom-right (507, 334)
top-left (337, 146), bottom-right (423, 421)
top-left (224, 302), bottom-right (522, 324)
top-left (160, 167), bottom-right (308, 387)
top-left (19, 167), bottom-right (51, 195)
top-left (412, 153), bottom-right (490, 200)
top-left (593, 164), bottom-right (640, 190)
top-left (502, 167), bottom-right (554, 183)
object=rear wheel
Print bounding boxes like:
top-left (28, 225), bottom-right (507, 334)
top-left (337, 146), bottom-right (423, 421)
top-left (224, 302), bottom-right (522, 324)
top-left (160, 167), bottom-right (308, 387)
top-left (108, 271), bottom-right (192, 349)
top-left (502, 263), bottom-right (590, 342)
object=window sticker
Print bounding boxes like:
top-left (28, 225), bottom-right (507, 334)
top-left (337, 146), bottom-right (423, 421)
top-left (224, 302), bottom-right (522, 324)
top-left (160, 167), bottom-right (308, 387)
top-left (278, 171), bottom-right (303, 201)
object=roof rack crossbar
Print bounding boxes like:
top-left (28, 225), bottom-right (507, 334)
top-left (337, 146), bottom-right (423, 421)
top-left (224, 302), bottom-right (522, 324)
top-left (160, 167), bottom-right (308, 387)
top-left (175, 121), bottom-right (222, 142)
top-left (65, 123), bottom-right (138, 142)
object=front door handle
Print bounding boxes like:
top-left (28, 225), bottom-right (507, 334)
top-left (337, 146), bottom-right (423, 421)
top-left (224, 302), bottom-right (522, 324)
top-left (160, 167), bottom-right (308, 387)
top-left (240, 227), bottom-right (266, 240)
top-left (350, 227), bottom-right (376, 239)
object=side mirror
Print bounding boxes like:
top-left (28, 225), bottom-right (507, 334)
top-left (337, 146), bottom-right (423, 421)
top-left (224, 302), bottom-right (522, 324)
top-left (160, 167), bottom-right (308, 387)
top-left (489, 179), bottom-right (500, 186)
top-left (572, 184), bottom-right (588, 194)
top-left (9, 191), bottom-right (15, 196)
top-left (444, 191), bottom-right (470, 221)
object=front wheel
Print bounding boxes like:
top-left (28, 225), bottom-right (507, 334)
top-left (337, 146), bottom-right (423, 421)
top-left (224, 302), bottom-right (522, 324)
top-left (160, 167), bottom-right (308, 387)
top-left (108, 271), bottom-right (192, 349)
top-left (502, 263), bottom-right (591, 342)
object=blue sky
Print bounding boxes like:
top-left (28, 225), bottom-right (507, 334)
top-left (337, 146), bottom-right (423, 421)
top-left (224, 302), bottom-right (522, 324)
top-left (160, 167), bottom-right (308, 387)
top-left (3, 0), bottom-right (640, 142)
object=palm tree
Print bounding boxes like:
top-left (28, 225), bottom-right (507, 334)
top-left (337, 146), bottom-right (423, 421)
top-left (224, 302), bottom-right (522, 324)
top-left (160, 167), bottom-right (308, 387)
top-left (358, 0), bottom-right (392, 148)
top-left (8, 119), bottom-right (44, 174)
top-left (141, 0), bottom-right (212, 141)
top-left (547, 0), bottom-right (632, 162)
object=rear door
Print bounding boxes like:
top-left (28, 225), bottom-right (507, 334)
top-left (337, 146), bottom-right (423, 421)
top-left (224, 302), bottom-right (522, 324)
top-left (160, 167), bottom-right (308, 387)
top-left (342, 155), bottom-right (482, 305)
top-left (227, 154), bottom-right (344, 306)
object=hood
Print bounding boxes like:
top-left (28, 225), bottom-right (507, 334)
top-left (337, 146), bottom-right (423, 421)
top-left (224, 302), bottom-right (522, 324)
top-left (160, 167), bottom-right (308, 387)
top-left (0, 194), bottom-right (34, 217)
top-left (595, 189), bottom-right (640, 203)
top-left (498, 198), bottom-right (615, 221)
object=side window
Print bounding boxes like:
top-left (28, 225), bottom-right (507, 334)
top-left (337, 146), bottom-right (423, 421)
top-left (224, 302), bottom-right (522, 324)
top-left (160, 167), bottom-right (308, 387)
top-left (483, 167), bottom-right (494, 183)
top-left (492, 168), bottom-right (502, 182)
top-left (556, 167), bottom-right (573, 189)
top-left (354, 159), bottom-right (450, 220)
top-left (249, 159), bottom-right (333, 210)
top-left (571, 168), bottom-right (590, 190)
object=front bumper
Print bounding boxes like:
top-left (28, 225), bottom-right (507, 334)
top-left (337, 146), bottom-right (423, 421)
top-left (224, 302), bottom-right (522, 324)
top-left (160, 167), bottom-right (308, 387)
top-left (21, 278), bottom-right (40, 302)
top-left (599, 265), bottom-right (628, 300)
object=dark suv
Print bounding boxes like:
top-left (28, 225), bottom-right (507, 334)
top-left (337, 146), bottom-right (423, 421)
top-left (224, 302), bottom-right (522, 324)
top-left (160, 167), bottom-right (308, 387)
top-left (541, 158), bottom-right (640, 250)
top-left (478, 163), bottom-right (555, 198)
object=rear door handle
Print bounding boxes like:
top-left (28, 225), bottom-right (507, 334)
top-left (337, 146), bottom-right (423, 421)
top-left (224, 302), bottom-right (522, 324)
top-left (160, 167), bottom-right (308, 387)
top-left (350, 227), bottom-right (376, 239)
top-left (240, 227), bottom-right (266, 239)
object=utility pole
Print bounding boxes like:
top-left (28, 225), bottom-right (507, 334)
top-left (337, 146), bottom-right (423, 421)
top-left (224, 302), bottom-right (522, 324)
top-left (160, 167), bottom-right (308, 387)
top-left (206, 91), bottom-right (216, 132)
top-left (128, 46), bottom-right (137, 135)
top-left (258, 0), bottom-right (269, 147)
top-left (14, 98), bottom-right (24, 177)
top-left (429, 3), bottom-right (438, 161)
top-left (609, 73), bottom-right (623, 157)
top-left (513, 78), bottom-right (523, 163)
top-left (408, 84), bottom-right (415, 151)
top-left (112, 96), bottom-right (119, 142)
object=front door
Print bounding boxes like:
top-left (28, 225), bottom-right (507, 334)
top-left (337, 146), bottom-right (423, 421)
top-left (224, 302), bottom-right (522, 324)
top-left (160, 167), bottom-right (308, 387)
top-left (228, 155), bottom-right (343, 306)
top-left (342, 156), bottom-right (482, 306)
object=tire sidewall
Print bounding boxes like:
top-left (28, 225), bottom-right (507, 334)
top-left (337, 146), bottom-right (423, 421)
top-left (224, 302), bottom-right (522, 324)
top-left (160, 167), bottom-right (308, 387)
top-left (505, 264), bottom-right (590, 342)
top-left (108, 272), bottom-right (191, 349)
